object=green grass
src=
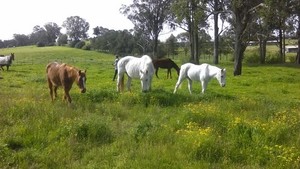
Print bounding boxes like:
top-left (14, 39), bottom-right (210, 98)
top-left (0, 46), bottom-right (300, 168)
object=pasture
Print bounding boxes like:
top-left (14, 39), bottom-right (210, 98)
top-left (0, 46), bottom-right (300, 168)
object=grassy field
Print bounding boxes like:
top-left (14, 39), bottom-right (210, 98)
top-left (0, 46), bottom-right (300, 168)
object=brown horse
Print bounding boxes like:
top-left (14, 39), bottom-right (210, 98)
top-left (46, 62), bottom-right (86, 103)
top-left (152, 58), bottom-right (180, 79)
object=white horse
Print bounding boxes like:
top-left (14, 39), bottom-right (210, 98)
top-left (173, 63), bottom-right (226, 94)
top-left (0, 53), bottom-right (15, 71)
top-left (117, 55), bottom-right (155, 92)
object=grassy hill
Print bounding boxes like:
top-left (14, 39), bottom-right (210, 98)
top-left (0, 46), bottom-right (300, 168)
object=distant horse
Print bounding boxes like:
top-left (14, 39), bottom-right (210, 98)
top-left (0, 53), bottom-right (15, 71)
top-left (46, 62), bottom-right (87, 103)
top-left (117, 55), bottom-right (155, 92)
top-left (152, 58), bottom-right (180, 79)
top-left (173, 63), bottom-right (226, 94)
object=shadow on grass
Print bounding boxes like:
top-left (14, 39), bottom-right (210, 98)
top-left (140, 89), bottom-right (236, 107)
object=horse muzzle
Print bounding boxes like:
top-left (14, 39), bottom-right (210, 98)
top-left (221, 84), bottom-right (226, 87)
top-left (81, 88), bottom-right (86, 93)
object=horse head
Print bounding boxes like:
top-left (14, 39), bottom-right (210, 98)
top-left (216, 68), bottom-right (226, 87)
top-left (139, 69), bottom-right (152, 92)
top-left (77, 70), bottom-right (87, 93)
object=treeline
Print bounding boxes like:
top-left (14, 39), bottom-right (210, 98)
top-left (1, 0), bottom-right (300, 76)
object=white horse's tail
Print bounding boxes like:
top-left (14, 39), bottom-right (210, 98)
top-left (118, 74), bottom-right (124, 92)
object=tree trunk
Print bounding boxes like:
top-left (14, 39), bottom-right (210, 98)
top-left (194, 27), bottom-right (199, 64)
top-left (233, 24), bottom-right (246, 76)
top-left (233, 37), bottom-right (243, 76)
top-left (213, 0), bottom-right (219, 64)
top-left (296, 13), bottom-right (300, 64)
top-left (278, 28), bottom-right (284, 63)
top-left (259, 39), bottom-right (267, 64)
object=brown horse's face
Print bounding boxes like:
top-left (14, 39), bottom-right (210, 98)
top-left (77, 70), bottom-right (87, 93)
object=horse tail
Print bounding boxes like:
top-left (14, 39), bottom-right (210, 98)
top-left (118, 73), bottom-right (124, 92)
top-left (46, 63), bottom-right (52, 73)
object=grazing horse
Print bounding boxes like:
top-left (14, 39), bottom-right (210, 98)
top-left (173, 63), bottom-right (226, 94)
top-left (0, 53), bottom-right (15, 71)
top-left (152, 58), bottom-right (180, 79)
top-left (117, 55), bottom-right (155, 92)
top-left (46, 62), bottom-right (87, 103)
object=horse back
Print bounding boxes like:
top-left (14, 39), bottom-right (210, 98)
top-left (47, 62), bottom-right (76, 87)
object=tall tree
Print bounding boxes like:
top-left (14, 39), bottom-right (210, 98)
top-left (226, 0), bottom-right (264, 76)
top-left (13, 34), bottom-right (30, 46)
top-left (165, 34), bottom-right (178, 58)
top-left (289, 0), bottom-right (300, 64)
top-left (171, 0), bottom-right (208, 64)
top-left (62, 16), bottom-right (90, 41)
top-left (30, 25), bottom-right (48, 45)
top-left (206, 0), bottom-right (227, 64)
top-left (44, 22), bottom-right (61, 44)
top-left (121, 0), bottom-right (173, 57)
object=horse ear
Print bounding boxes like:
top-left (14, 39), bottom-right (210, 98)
top-left (78, 70), bottom-right (82, 75)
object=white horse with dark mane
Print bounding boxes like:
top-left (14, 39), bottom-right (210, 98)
top-left (117, 55), bottom-right (155, 92)
top-left (173, 63), bottom-right (226, 94)
top-left (0, 53), bottom-right (15, 71)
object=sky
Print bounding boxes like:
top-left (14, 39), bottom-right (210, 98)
top-left (0, 0), bottom-right (181, 41)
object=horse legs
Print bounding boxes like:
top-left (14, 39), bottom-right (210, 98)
top-left (127, 77), bottom-right (132, 91)
top-left (173, 76), bottom-right (185, 94)
top-left (63, 89), bottom-right (72, 103)
top-left (117, 73), bottom-right (124, 92)
top-left (188, 79), bottom-right (193, 94)
top-left (48, 79), bottom-right (54, 101)
top-left (155, 68), bottom-right (159, 78)
top-left (54, 86), bottom-right (58, 99)
top-left (168, 69), bottom-right (172, 79)
top-left (201, 80), bottom-right (208, 94)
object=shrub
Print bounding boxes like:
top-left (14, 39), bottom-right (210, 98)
top-left (75, 41), bottom-right (85, 49)
top-left (82, 44), bottom-right (91, 50)
top-left (36, 42), bottom-right (45, 47)
top-left (287, 55), bottom-right (296, 63)
top-left (69, 40), bottom-right (79, 48)
top-left (266, 53), bottom-right (282, 63)
top-left (244, 52), bottom-right (260, 64)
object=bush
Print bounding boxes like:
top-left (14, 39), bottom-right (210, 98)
top-left (287, 54), bottom-right (296, 63)
top-left (69, 40), bottom-right (79, 48)
top-left (244, 52), bottom-right (260, 64)
top-left (75, 41), bottom-right (85, 49)
top-left (82, 44), bottom-right (91, 50)
top-left (36, 42), bottom-right (45, 47)
top-left (266, 53), bottom-right (282, 64)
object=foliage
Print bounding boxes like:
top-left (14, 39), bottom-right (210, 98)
top-left (62, 16), bottom-right (90, 41)
top-left (57, 34), bottom-right (68, 46)
top-left (74, 41), bottom-right (85, 49)
top-left (121, 0), bottom-right (173, 56)
top-left (90, 28), bottom-right (135, 55)
top-left (44, 22), bottom-right (61, 44)
top-left (36, 41), bottom-right (45, 47)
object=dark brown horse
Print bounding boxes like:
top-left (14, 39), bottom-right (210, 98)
top-left (0, 53), bottom-right (15, 71)
top-left (46, 62), bottom-right (86, 103)
top-left (152, 58), bottom-right (180, 79)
